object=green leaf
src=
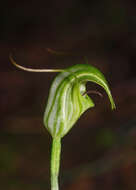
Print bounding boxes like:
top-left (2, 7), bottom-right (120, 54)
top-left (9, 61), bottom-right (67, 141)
top-left (44, 64), bottom-right (115, 138)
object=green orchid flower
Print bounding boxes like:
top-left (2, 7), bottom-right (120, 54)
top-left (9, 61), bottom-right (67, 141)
top-left (10, 54), bottom-right (115, 190)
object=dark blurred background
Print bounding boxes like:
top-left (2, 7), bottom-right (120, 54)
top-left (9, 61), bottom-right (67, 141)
top-left (0, 0), bottom-right (136, 190)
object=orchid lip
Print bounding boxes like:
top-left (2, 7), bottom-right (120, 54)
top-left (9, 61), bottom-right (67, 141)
top-left (82, 90), bottom-right (103, 98)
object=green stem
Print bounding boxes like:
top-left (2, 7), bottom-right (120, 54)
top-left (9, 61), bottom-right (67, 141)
top-left (51, 137), bottom-right (61, 190)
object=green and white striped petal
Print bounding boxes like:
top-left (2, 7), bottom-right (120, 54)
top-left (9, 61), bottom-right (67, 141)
top-left (44, 64), bottom-right (115, 138)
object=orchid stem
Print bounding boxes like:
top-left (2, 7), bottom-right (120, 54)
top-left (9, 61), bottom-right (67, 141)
top-left (51, 137), bottom-right (61, 190)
